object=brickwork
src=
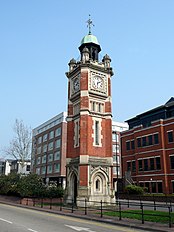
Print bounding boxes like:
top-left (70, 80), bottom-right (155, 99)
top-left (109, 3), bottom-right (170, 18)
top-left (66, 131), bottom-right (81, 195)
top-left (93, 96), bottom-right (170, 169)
top-left (121, 115), bottom-right (174, 194)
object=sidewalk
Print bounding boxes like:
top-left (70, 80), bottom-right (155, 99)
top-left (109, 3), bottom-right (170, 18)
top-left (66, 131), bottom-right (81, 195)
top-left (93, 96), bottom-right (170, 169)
top-left (0, 195), bottom-right (173, 232)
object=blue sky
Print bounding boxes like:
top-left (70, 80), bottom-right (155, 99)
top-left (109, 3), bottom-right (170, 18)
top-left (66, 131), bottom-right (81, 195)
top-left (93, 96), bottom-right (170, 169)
top-left (0, 0), bottom-right (174, 152)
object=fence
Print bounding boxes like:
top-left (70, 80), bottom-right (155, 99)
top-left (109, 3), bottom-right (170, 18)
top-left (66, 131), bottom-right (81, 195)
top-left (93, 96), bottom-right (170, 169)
top-left (20, 197), bottom-right (173, 228)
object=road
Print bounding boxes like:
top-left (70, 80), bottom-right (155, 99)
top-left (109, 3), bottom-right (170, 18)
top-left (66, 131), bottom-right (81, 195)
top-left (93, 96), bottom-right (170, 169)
top-left (0, 203), bottom-right (150, 232)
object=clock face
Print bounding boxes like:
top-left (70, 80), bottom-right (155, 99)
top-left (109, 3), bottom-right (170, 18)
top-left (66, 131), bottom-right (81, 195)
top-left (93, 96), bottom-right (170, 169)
top-left (73, 77), bottom-right (80, 92)
top-left (92, 76), bottom-right (103, 90)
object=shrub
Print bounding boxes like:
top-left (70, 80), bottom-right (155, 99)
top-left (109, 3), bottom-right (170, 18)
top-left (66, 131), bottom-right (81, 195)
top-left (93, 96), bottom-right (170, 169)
top-left (17, 173), bottom-right (46, 197)
top-left (0, 173), bottom-right (20, 196)
top-left (125, 185), bottom-right (144, 195)
top-left (45, 185), bottom-right (64, 198)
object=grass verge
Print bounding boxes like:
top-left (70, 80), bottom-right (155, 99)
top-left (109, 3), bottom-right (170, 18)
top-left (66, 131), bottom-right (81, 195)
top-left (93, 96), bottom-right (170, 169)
top-left (103, 209), bottom-right (174, 223)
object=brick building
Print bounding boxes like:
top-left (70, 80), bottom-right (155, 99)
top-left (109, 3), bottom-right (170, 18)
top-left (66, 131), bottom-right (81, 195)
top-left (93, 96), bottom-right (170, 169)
top-left (31, 112), bottom-right (67, 188)
top-left (121, 97), bottom-right (174, 194)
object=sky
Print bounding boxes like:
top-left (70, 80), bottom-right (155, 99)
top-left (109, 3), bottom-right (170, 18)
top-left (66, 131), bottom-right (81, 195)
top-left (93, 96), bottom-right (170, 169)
top-left (0, 0), bottom-right (174, 153)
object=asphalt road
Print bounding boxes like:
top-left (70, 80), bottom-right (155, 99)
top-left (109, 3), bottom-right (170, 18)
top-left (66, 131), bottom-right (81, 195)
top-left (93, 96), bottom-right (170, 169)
top-left (0, 203), bottom-right (150, 232)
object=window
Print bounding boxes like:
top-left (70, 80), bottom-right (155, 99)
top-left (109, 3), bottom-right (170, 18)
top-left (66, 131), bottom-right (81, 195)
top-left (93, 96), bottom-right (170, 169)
top-left (155, 157), bottom-right (161, 170)
top-left (116, 145), bottom-right (119, 153)
top-left (112, 133), bottom-right (117, 142)
top-left (113, 166), bottom-right (120, 175)
top-left (113, 145), bottom-right (116, 152)
top-left (157, 182), bottom-right (163, 193)
top-left (137, 138), bottom-right (141, 147)
top-left (41, 166), bottom-right (46, 174)
top-left (54, 151), bottom-right (60, 160)
top-left (112, 133), bottom-right (118, 142)
top-left (150, 158), bottom-right (155, 170)
top-left (95, 121), bottom-right (99, 145)
top-left (168, 131), bottom-right (173, 143)
top-left (37, 147), bottom-right (41, 154)
top-left (74, 121), bottom-right (79, 147)
top-left (92, 102), bottom-right (95, 111)
top-left (49, 131), bottom-right (54, 140)
top-left (132, 161), bottom-right (136, 172)
top-left (127, 162), bottom-right (131, 171)
top-left (113, 144), bottom-right (119, 153)
top-left (96, 179), bottom-right (100, 191)
top-left (43, 134), bottom-right (47, 142)
top-left (126, 141), bottom-right (130, 150)
top-left (55, 127), bottom-right (61, 137)
top-left (142, 137), bottom-right (147, 147)
top-left (113, 155), bottom-right (120, 164)
top-left (138, 160), bottom-right (143, 171)
top-left (170, 156), bottom-right (174, 169)
top-left (42, 155), bottom-right (46, 164)
top-left (55, 139), bottom-right (61, 149)
top-left (36, 167), bottom-right (40, 175)
top-left (144, 159), bottom-right (148, 171)
top-left (54, 163), bottom-right (60, 173)
top-left (131, 140), bottom-right (135, 149)
top-left (43, 144), bottom-right (47, 153)
top-left (145, 182), bottom-right (150, 192)
top-left (37, 157), bottom-right (41, 165)
top-left (148, 135), bottom-right (153, 146)
top-left (152, 182), bottom-right (156, 193)
top-left (98, 103), bottom-right (102, 112)
top-left (172, 182), bottom-right (174, 193)
top-left (48, 153), bottom-right (53, 162)
top-left (38, 136), bottom-right (42, 144)
top-left (48, 142), bottom-right (53, 151)
top-left (48, 165), bottom-right (52, 173)
top-left (154, 133), bottom-right (159, 144)
top-left (26, 165), bottom-right (30, 171)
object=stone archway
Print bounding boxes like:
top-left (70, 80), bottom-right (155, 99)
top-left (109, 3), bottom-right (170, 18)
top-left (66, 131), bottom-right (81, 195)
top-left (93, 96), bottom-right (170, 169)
top-left (69, 171), bottom-right (78, 203)
top-left (90, 168), bottom-right (109, 201)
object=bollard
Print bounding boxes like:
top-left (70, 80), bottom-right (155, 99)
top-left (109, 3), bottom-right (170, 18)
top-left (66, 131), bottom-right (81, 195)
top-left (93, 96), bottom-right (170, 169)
top-left (60, 198), bottom-right (62, 211)
top-left (168, 206), bottom-right (172, 228)
top-left (50, 198), bottom-right (52, 210)
top-left (41, 198), bottom-right (43, 208)
top-left (85, 198), bottom-right (87, 215)
top-left (119, 202), bottom-right (122, 220)
top-left (141, 203), bottom-right (144, 224)
top-left (71, 199), bottom-right (74, 213)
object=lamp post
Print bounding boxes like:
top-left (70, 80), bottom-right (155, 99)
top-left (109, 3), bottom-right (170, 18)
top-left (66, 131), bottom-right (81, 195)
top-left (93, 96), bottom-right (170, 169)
top-left (44, 152), bottom-right (48, 185)
top-left (116, 133), bottom-right (119, 202)
top-left (150, 178), bottom-right (153, 194)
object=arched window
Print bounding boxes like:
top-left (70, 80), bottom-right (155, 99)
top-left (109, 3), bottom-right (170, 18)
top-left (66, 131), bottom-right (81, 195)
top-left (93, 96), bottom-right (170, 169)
top-left (96, 179), bottom-right (100, 191)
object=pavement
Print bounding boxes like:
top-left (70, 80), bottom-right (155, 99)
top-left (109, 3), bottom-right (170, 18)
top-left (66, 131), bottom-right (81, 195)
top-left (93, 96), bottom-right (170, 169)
top-left (0, 195), bottom-right (173, 232)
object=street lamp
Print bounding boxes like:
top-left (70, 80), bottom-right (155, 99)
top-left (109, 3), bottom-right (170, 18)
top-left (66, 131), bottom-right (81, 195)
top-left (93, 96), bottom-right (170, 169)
top-left (116, 133), bottom-right (119, 202)
top-left (44, 152), bottom-right (48, 185)
top-left (150, 178), bottom-right (153, 194)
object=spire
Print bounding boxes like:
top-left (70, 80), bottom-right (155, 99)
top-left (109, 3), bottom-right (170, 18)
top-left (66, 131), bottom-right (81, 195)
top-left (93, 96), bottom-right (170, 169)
top-left (86, 14), bottom-right (94, 35)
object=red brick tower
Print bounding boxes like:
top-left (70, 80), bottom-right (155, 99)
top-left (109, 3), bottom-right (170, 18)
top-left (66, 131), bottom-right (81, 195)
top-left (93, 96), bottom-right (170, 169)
top-left (66, 20), bottom-right (114, 204)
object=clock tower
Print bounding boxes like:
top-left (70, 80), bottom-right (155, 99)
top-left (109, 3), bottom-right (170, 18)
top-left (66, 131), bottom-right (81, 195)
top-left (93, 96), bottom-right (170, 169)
top-left (66, 19), bottom-right (114, 205)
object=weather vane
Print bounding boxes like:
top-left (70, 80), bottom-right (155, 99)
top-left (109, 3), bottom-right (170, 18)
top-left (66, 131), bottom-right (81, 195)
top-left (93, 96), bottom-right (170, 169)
top-left (86, 14), bottom-right (94, 35)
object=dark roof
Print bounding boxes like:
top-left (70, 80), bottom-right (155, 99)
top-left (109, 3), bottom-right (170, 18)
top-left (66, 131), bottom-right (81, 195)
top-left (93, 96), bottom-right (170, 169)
top-left (126, 97), bottom-right (174, 129)
top-left (165, 97), bottom-right (174, 105)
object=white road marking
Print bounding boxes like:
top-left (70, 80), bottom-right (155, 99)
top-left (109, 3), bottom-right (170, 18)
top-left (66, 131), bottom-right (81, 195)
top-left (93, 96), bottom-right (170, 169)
top-left (65, 225), bottom-right (96, 232)
top-left (28, 228), bottom-right (38, 232)
top-left (0, 217), bottom-right (13, 224)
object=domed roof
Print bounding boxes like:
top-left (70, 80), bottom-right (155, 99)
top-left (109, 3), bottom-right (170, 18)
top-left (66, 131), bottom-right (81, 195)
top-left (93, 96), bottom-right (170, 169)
top-left (80, 34), bottom-right (100, 46)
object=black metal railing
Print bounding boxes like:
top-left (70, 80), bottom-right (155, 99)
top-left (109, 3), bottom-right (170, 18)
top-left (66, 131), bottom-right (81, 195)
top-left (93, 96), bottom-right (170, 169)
top-left (20, 197), bottom-right (173, 228)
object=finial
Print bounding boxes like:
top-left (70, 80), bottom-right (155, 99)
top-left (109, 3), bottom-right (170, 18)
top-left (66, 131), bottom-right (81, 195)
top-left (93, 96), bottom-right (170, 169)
top-left (86, 14), bottom-right (94, 35)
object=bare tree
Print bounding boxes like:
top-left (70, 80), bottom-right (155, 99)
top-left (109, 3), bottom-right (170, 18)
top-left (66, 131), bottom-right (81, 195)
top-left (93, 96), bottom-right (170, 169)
top-left (4, 119), bottom-right (32, 166)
